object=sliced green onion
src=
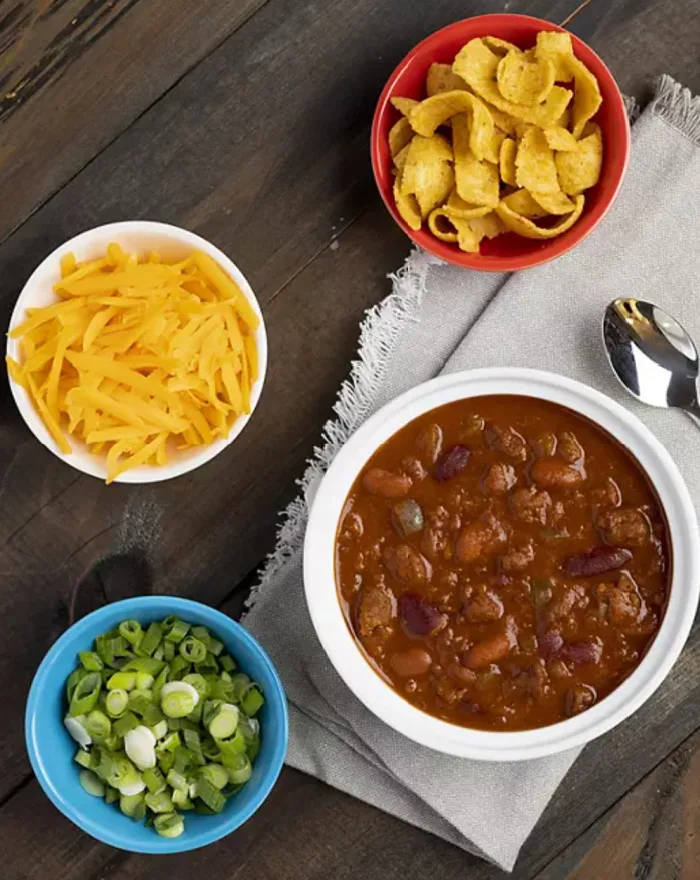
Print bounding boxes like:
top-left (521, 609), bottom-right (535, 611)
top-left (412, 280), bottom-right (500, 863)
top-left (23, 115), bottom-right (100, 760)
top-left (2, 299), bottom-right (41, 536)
top-left (118, 619), bottom-right (143, 647)
top-left (164, 619), bottom-right (190, 644)
top-left (157, 751), bottom-right (175, 774)
top-left (166, 769), bottom-right (188, 793)
top-left (207, 637), bottom-right (224, 657)
top-left (84, 709), bottom-right (111, 743)
top-left (137, 622), bottom-right (163, 657)
top-left (163, 641), bottom-right (175, 662)
top-left (208, 704), bottom-right (239, 740)
top-left (195, 652), bottom-right (219, 674)
top-left (103, 733), bottom-right (122, 752)
top-left (107, 671), bottom-right (136, 691)
top-left (161, 681), bottom-right (199, 718)
top-left (153, 644), bottom-right (164, 661)
top-left (113, 711), bottom-right (140, 737)
top-left (142, 766), bottom-right (166, 794)
top-left (182, 673), bottom-right (210, 700)
top-left (217, 727), bottom-right (246, 761)
top-left (201, 735), bottom-right (222, 761)
top-left (74, 748), bottom-right (93, 769)
top-left (79, 768), bottom-right (105, 797)
top-left (154, 812), bottom-right (184, 838)
top-left (169, 656), bottom-right (190, 679)
top-left (195, 776), bottom-right (225, 813)
top-left (122, 657), bottom-right (166, 676)
top-left (79, 651), bottom-right (103, 672)
top-left (225, 752), bottom-right (253, 785)
top-left (219, 655), bottom-right (236, 673)
top-left (229, 673), bottom-right (251, 702)
top-left (183, 729), bottom-right (206, 766)
top-left (120, 793), bottom-right (144, 817)
top-left (190, 626), bottom-right (211, 648)
top-left (150, 719), bottom-right (168, 740)
top-left (202, 699), bottom-right (223, 729)
top-left (135, 672), bottom-right (155, 690)
top-left (199, 763), bottom-right (228, 790)
top-left (173, 746), bottom-right (193, 775)
top-left (64, 715), bottom-right (92, 748)
top-left (69, 673), bottom-right (102, 717)
top-left (66, 668), bottom-right (88, 702)
top-left (171, 789), bottom-right (193, 810)
top-left (241, 684), bottom-right (265, 717)
top-left (145, 790), bottom-right (173, 813)
top-left (142, 702), bottom-right (164, 726)
top-left (125, 726), bottom-right (156, 770)
top-left (128, 693), bottom-right (153, 717)
top-left (105, 688), bottom-right (129, 718)
top-left (104, 786), bottom-right (119, 805)
top-left (179, 636), bottom-right (207, 664)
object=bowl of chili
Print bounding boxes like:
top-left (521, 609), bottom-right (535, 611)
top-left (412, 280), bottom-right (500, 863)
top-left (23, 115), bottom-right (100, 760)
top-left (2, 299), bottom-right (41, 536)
top-left (303, 368), bottom-right (699, 760)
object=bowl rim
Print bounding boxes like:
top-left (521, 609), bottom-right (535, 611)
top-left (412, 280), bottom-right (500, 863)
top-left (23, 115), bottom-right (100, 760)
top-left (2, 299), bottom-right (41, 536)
top-left (5, 220), bottom-right (268, 483)
top-left (303, 368), bottom-right (700, 760)
top-left (25, 595), bottom-right (288, 853)
top-left (370, 13), bottom-right (631, 271)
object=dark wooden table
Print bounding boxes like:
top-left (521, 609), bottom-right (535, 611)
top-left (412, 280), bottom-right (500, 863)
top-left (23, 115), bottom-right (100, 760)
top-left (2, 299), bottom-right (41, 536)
top-left (1, 1), bottom-right (699, 878)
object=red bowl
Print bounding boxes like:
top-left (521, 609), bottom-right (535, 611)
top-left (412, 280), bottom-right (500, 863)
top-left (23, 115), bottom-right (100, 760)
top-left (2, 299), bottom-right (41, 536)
top-left (371, 14), bottom-right (630, 272)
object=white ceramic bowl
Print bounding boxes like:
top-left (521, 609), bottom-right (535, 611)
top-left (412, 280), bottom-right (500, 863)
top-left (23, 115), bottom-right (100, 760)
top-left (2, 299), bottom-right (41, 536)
top-left (6, 221), bottom-right (267, 483)
top-left (303, 368), bottom-right (700, 761)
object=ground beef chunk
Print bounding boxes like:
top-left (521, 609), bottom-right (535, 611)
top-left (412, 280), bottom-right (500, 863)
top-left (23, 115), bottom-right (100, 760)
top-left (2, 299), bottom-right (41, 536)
top-left (464, 588), bottom-right (504, 623)
top-left (487, 425), bottom-right (528, 461)
top-left (482, 462), bottom-right (517, 494)
top-left (455, 515), bottom-right (507, 564)
top-left (357, 581), bottom-right (396, 637)
top-left (597, 507), bottom-right (649, 547)
top-left (510, 487), bottom-right (552, 525)
top-left (501, 541), bottom-right (535, 573)
top-left (565, 683), bottom-right (597, 716)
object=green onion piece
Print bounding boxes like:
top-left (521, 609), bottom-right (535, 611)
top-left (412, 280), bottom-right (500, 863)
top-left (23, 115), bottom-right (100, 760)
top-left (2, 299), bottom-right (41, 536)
top-left (132, 798), bottom-right (147, 822)
top-left (122, 658), bottom-right (166, 676)
top-left (164, 619), bottom-right (190, 644)
top-left (154, 812), bottom-right (184, 838)
top-left (169, 656), bottom-right (190, 679)
top-left (151, 667), bottom-right (169, 705)
top-left (142, 766), bottom-right (166, 794)
top-left (216, 727), bottom-right (246, 761)
top-left (207, 637), bottom-right (224, 657)
top-left (202, 699), bottom-right (223, 729)
top-left (195, 652), bottom-right (219, 674)
top-left (187, 700), bottom-right (203, 725)
top-left (103, 754), bottom-right (136, 789)
top-left (158, 732), bottom-right (181, 753)
top-left (119, 793), bottom-right (144, 818)
top-left (135, 672), bottom-right (155, 690)
top-left (145, 790), bottom-right (173, 813)
top-left (66, 668), bottom-right (88, 702)
top-left (79, 651), bottom-right (103, 672)
top-left (161, 686), bottom-right (197, 719)
top-left (150, 719), bottom-right (168, 741)
top-left (107, 671), bottom-right (136, 691)
top-left (103, 733), bottom-right (122, 752)
top-left (199, 763), bottom-right (228, 790)
top-left (74, 748), bottom-right (93, 769)
top-left (241, 684), bottom-right (265, 717)
top-left (182, 673), bottom-right (210, 700)
top-left (128, 693), bottom-right (153, 717)
top-left (225, 752), bottom-right (253, 785)
top-left (229, 673), bottom-right (251, 702)
top-left (212, 673), bottom-right (234, 702)
top-left (157, 751), bottom-right (175, 774)
top-left (105, 689), bottom-right (129, 718)
top-left (171, 789), bottom-right (193, 810)
top-left (201, 735), bottom-right (222, 761)
top-left (208, 704), bottom-right (239, 740)
top-left (69, 673), bottom-right (102, 717)
top-left (190, 626), bottom-right (211, 648)
top-left (142, 703), bottom-right (164, 727)
top-left (166, 769), bottom-right (188, 792)
top-left (119, 619), bottom-right (143, 647)
top-left (113, 711), bottom-right (140, 737)
top-left (84, 709), bottom-right (111, 743)
top-left (163, 641), bottom-right (175, 662)
top-left (104, 786), bottom-right (119, 804)
top-left (195, 776), bottom-right (225, 813)
top-left (79, 768), bottom-right (106, 797)
top-left (153, 644), bottom-right (164, 661)
top-left (219, 655), bottom-right (236, 673)
top-left (137, 622), bottom-right (163, 657)
top-left (183, 729), bottom-right (206, 766)
top-left (173, 746), bottom-right (193, 775)
top-left (179, 636), bottom-right (207, 664)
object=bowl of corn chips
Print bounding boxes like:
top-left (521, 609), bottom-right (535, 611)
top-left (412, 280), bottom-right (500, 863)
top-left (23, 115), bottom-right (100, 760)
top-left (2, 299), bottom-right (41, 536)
top-left (371, 14), bottom-right (630, 270)
top-left (5, 222), bottom-right (267, 484)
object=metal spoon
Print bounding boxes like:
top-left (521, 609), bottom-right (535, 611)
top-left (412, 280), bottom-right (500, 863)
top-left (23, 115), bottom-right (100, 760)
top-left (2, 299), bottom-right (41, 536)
top-left (602, 298), bottom-right (700, 427)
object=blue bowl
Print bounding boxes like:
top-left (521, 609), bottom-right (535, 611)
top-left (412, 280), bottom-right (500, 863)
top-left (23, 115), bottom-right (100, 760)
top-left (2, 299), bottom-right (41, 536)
top-left (25, 596), bottom-right (288, 853)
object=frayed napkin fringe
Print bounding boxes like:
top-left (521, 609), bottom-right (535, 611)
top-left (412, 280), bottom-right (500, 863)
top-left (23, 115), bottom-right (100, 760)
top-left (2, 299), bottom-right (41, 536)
top-left (651, 74), bottom-right (700, 145)
top-left (245, 248), bottom-right (438, 611)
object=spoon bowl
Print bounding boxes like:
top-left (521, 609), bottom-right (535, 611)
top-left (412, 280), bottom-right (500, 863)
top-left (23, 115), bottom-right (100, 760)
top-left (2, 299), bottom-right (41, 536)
top-left (603, 298), bottom-right (700, 417)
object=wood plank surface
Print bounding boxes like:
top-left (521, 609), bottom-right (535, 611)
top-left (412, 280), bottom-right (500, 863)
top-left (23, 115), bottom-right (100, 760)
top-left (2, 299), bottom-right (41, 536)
top-left (0, 0), bottom-right (269, 242)
top-left (1, 0), bottom-right (700, 877)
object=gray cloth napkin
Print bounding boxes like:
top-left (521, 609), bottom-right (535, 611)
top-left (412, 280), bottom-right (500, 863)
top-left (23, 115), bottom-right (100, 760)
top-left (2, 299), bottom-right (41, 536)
top-left (244, 76), bottom-right (700, 871)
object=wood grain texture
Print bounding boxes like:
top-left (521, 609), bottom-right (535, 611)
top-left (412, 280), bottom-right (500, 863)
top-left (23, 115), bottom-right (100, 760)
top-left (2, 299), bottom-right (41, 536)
top-left (1, 0), bottom-right (700, 877)
top-left (0, 0), bottom-right (268, 242)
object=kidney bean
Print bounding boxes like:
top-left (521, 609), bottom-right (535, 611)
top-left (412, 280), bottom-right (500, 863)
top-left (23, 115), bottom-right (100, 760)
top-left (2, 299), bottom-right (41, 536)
top-left (558, 640), bottom-right (603, 665)
top-left (399, 592), bottom-right (445, 636)
top-left (362, 468), bottom-right (412, 498)
top-left (390, 647), bottom-right (433, 677)
top-left (447, 661), bottom-right (477, 686)
top-left (416, 423), bottom-right (443, 464)
top-left (392, 499), bottom-right (425, 537)
top-left (434, 445), bottom-right (470, 482)
top-left (564, 546), bottom-right (633, 578)
top-left (455, 516), bottom-right (506, 564)
top-left (531, 458), bottom-right (585, 489)
top-left (463, 631), bottom-right (512, 670)
top-left (383, 545), bottom-right (432, 587)
top-left (538, 629), bottom-right (564, 661)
